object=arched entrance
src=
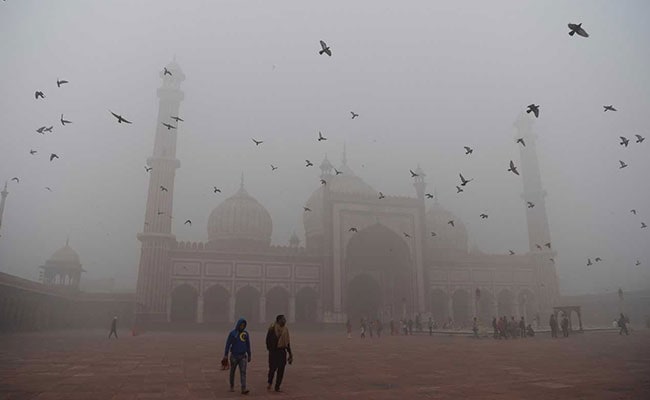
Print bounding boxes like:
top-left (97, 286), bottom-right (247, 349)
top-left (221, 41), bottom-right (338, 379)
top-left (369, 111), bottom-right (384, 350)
top-left (478, 289), bottom-right (496, 323)
top-left (170, 284), bottom-right (198, 322)
top-left (295, 287), bottom-right (318, 322)
top-left (497, 289), bottom-right (514, 317)
top-left (345, 223), bottom-right (413, 320)
top-left (452, 289), bottom-right (469, 327)
top-left (266, 286), bottom-right (290, 322)
top-left (203, 284), bottom-right (230, 323)
top-left (429, 289), bottom-right (447, 324)
top-left (235, 286), bottom-right (260, 323)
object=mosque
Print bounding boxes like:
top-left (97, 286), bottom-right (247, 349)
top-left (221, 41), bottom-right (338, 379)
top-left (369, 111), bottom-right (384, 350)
top-left (133, 60), bottom-right (560, 327)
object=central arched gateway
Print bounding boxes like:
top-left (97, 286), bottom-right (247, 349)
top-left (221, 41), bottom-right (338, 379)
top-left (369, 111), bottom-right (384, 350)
top-left (345, 223), bottom-right (413, 321)
top-left (170, 284), bottom-right (198, 322)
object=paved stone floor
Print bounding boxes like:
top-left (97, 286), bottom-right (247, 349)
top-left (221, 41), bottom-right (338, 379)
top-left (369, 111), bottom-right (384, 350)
top-left (1, 329), bottom-right (649, 399)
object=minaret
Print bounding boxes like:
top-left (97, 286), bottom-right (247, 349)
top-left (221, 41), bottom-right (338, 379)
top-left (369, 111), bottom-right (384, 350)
top-left (135, 59), bottom-right (185, 324)
top-left (0, 182), bottom-right (8, 233)
top-left (514, 113), bottom-right (559, 314)
top-left (412, 164), bottom-right (426, 200)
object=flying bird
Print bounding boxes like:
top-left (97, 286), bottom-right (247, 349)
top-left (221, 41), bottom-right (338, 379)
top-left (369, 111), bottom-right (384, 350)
top-left (56, 79), bottom-right (68, 87)
top-left (162, 122), bottom-right (176, 130)
top-left (378, 192), bottom-right (385, 199)
top-left (516, 138), bottom-right (526, 147)
top-left (568, 23), bottom-right (589, 38)
top-left (619, 160), bottom-right (628, 169)
top-left (319, 40), bottom-right (332, 56)
top-left (351, 111), bottom-right (359, 119)
top-left (11, 177), bottom-right (19, 183)
top-left (536, 244), bottom-right (542, 250)
top-left (456, 186), bottom-right (464, 194)
top-left (184, 220), bottom-right (191, 226)
top-left (144, 166), bottom-right (152, 172)
top-left (459, 173), bottom-right (473, 186)
top-left (45, 187), bottom-right (52, 192)
top-left (545, 242), bottom-right (551, 248)
top-left (527, 201), bottom-right (535, 208)
top-left (170, 116), bottom-right (184, 123)
top-left (157, 210), bottom-right (165, 215)
top-left (303, 207), bottom-right (311, 212)
top-left (464, 146), bottom-right (473, 155)
top-left (271, 164), bottom-right (278, 171)
top-left (403, 232), bottom-right (411, 238)
top-left (409, 169), bottom-right (418, 178)
top-left (508, 160), bottom-right (519, 175)
top-left (620, 136), bottom-right (630, 147)
top-left (49, 153), bottom-right (59, 161)
top-left (642, 222), bottom-right (648, 229)
top-left (587, 258), bottom-right (593, 266)
top-left (252, 138), bottom-right (263, 146)
top-left (595, 257), bottom-right (602, 262)
top-left (320, 179), bottom-right (327, 185)
top-left (163, 67), bottom-right (172, 76)
top-left (318, 131), bottom-right (327, 142)
top-left (36, 126), bottom-right (46, 134)
top-left (160, 186), bottom-right (168, 192)
top-left (526, 104), bottom-right (539, 118)
top-left (480, 213), bottom-right (488, 219)
top-left (631, 209), bottom-right (637, 215)
top-left (334, 168), bottom-right (342, 175)
top-left (306, 160), bottom-right (313, 167)
top-left (44, 126), bottom-right (53, 133)
top-left (213, 187), bottom-right (221, 193)
top-left (425, 193), bottom-right (434, 199)
top-left (635, 260), bottom-right (641, 266)
top-left (635, 134), bottom-right (645, 143)
top-left (430, 232), bottom-right (437, 237)
top-left (35, 91), bottom-right (45, 99)
top-left (603, 105), bottom-right (617, 112)
top-left (550, 258), bottom-right (555, 263)
top-left (60, 114), bottom-right (71, 126)
top-left (508, 250), bottom-right (515, 255)
top-left (29, 149), bottom-right (37, 155)
top-left (348, 227), bottom-right (358, 233)
top-left (448, 220), bottom-right (455, 227)
top-left (109, 111), bottom-right (132, 124)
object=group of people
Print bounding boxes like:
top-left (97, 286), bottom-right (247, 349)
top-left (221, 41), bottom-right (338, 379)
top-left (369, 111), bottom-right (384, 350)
top-left (491, 316), bottom-right (535, 339)
top-left (222, 314), bottom-right (293, 395)
top-left (548, 313), bottom-right (571, 338)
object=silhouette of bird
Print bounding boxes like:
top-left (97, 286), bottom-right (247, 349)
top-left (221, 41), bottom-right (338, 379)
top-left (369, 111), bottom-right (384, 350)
top-left (348, 227), bottom-right (358, 233)
top-left (320, 179), bottom-right (327, 185)
top-left (303, 207), bottom-right (311, 212)
top-left (171, 116), bottom-right (184, 122)
top-left (378, 192), bottom-right (385, 199)
top-left (619, 160), bottom-right (628, 169)
top-left (319, 40), bottom-right (332, 56)
top-left (459, 173), bottom-right (473, 186)
top-left (160, 186), bottom-right (168, 192)
top-left (480, 213), bottom-right (488, 219)
top-left (29, 149), bottom-right (37, 155)
top-left (595, 257), bottom-right (602, 262)
top-left (545, 242), bottom-right (551, 248)
top-left (56, 79), bottom-right (68, 87)
top-left (409, 169), bottom-right (418, 178)
top-left (403, 232), bottom-right (411, 238)
top-left (527, 201), bottom-right (535, 208)
top-left (425, 193), bottom-right (434, 199)
top-left (448, 220), bottom-right (455, 227)
top-left (464, 146), bottom-right (473, 155)
top-left (516, 138), bottom-right (526, 147)
top-left (60, 114), bottom-right (71, 125)
top-left (550, 258), bottom-right (555, 263)
top-left (213, 187), bottom-right (221, 193)
top-left (162, 122), bottom-right (176, 130)
top-left (184, 220), bottom-right (191, 226)
top-left (635, 134), bottom-right (645, 143)
top-left (36, 126), bottom-right (46, 134)
top-left (49, 153), bottom-right (59, 161)
top-left (587, 258), bottom-right (593, 266)
top-left (109, 111), bottom-right (132, 124)
top-left (509, 250), bottom-right (515, 255)
top-left (45, 187), bottom-right (52, 192)
top-left (526, 104), bottom-right (539, 118)
top-left (351, 111), bottom-right (359, 119)
top-left (163, 67), bottom-right (172, 76)
top-left (536, 244), bottom-right (542, 250)
top-left (456, 186), bottom-right (464, 193)
top-left (603, 105), bottom-right (617, 112)
top-left (568, 23), bottom-right (589, 38)
top-left (35, 91), bottom-right (45, 99)
top-left (430, 232), bottom-right (437, 237)
top-left (334, 168), bottom-right (342, 175)
top-left (306, 160), bottom-right (313, 167)
top-left (44, 126), bottom-right (53, 133)
top-left (157, 210), bottom-right (165, 215)
top-left (252, 138), bottom-right (263, 146)
top-left (144, 166), bottom-right (152, 172)
top-left (631, 209), bottom-right (637, 215)
top-left (508, 160), bottom-right (519, 175)
top-left (11, 177), bottom-right (19, 183)
top-left (620, 136), bottom-right (630, 147)
top-left (642, 222), bottom-right (648, 229)
top-left (318, 131), bottom-right (327, 141)
top-left (271, 164), bottom-right (278, 171)
top-left (635, 260), bottom-right (641, 266)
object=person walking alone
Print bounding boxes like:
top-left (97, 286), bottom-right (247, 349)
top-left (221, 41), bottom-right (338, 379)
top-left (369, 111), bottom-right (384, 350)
top-left (223, 318), bottom-right (251, 395)
top-left (108, 316), bottom-right (118, 339)
top-left (266, 314), bottom-right (293, 393)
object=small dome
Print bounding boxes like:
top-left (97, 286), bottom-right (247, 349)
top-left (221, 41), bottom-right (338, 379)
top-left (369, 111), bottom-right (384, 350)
top-left (49, 241), bottom-right (81, 266)
top-left (426, 203), bottom-right (468, 253)
top-left (207, 182), bottom-right (272, 249)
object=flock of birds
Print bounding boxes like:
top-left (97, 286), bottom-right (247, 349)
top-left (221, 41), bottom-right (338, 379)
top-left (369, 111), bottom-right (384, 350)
top-left (5, 22), bottom-right (646, 270)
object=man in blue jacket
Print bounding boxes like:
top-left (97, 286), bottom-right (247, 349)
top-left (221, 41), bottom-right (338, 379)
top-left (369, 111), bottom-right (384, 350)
top-left (223, 318), bottom-right (251, 395)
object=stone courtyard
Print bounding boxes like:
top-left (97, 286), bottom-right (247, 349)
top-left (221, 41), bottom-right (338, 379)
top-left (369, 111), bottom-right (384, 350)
top-left (1, 329), bottom-right (649, 399)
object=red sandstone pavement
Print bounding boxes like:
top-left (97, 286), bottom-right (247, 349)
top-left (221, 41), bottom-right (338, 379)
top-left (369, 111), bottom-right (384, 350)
top-left (1, 329), bottom-right (649, 400)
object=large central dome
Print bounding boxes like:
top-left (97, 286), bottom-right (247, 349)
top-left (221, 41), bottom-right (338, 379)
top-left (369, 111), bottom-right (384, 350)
top-left (207, 179), bottom-right (272, 250)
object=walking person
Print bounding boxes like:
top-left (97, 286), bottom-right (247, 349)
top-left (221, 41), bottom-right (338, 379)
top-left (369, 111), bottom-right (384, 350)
top-left (266, 314), bottom-right (293, 393)
top-left (360, 318), bottom-right (367, 339)
top-left (108, 316), bottom-right (118, 339)
top-left (617, 313), bottom-right (629, 335)
top-left (223, 318), bottom-right (251, 395)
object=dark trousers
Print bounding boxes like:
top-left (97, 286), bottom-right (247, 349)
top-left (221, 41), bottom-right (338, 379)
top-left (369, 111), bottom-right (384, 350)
top-left (268, 349), bottom-right (287, 389)
top-left (109, 328), bottom-right (118, 338)
top-left (619, 325), bottom-right (629, 335)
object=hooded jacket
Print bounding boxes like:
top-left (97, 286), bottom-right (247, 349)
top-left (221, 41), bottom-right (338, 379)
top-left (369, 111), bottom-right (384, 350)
top-left (224, 318), bottom-right (251, 358)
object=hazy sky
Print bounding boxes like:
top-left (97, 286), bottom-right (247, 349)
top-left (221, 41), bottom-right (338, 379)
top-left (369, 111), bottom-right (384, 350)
top-left (1, 0), bottom-right (649, 295)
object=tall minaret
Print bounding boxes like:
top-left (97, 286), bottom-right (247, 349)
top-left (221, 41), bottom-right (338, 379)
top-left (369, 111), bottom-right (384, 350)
top-left (514, 113), bottom-right (559, 315)
top-left (135, 59), bottom-right (185, 324)
top-left (0, 182), bottom-right (8, 233)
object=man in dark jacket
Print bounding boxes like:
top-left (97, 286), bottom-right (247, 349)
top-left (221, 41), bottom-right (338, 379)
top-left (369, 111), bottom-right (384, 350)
top-left (266, 314), bottom-right (293, 392)
top-left (108, 316), bottom-right (118, 339)
top-left (223, 318), bottom-right (251, 395)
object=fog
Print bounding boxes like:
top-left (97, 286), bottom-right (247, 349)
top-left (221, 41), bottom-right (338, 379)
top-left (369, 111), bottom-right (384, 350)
top-left (1, 0), bottom-right (649, 295)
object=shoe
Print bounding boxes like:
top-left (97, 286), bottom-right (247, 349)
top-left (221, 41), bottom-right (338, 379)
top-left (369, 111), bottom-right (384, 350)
top-left (241, 389), bottom-right (250, 395)
top-left (275, 387), bottom-right (282, 392)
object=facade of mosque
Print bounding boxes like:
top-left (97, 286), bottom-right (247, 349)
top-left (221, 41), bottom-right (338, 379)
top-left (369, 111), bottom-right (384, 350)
top-left (135, 61), bottom-right (560, 327)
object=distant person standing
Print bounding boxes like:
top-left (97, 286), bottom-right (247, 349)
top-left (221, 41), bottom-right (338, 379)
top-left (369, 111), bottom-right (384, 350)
top-left (492, 317), bottom-right (498, 339)
top-left (369, 319), bottom-right (374, 338)
top-left (266, 314), bottom-right (293, 393)
top-left (376, 319), bottom-right (383, 338)
top-left (428, 317), bottom-right (434, 336)
top-left (549, 314), bottom-right (558, 338)
top-left (407, 319), bottom-right (414, 335)
top-left (617, 313), bottom-right (629, 335)
top-left (108, 316), bottom-right (118, 339)
top-left (561, 314), bottom-right (570, 337)
top-left (346, 319), bottom-right (352, 339)
top-left (223, 318), bottom-right (251, 395)
top-left (519, 317), bottom-right (526, 339)
top-left (360, 318), bottom-right (367, 339)
top-left (472, 317), bottom-right (479, 338)
top-left (389, 319), bottom-right (395, 336)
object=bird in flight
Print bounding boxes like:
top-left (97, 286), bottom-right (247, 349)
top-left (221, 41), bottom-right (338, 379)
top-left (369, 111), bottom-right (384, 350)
top-left (303, 207), bottom-right (311, 212)
top-left (271, 164), bottom-right (278, 171)
top-left (348, 227), bottom-right (358, 233)
top-left (635, 134), bottom-right (645, 143)
top-left (157, 210), bottom-right (165, 215)
top-left (60, 114), bottom-right (72, 126)
top-left (550, 258), bottom-right (555, 264)
top-left (603, 105), bottom-right (617, 112)
top-left (545, 242), bottom-right (552, 248)
top-left (635, 260), bottom-right (641, 266)
top-left (29, 149), bottom-right (37, 155)
top-left (44, 126), bottom-right (53, 133)
top-left (587, 258), bottom-right (593, 266)
top-left (642, 222), bottom-right (648, 229)
top-left (456, 186), bottom-right (464, 193)
top-left (306, 160), bottom-right (313, 167)
top-left (144, 166), bottom-right (152, 172)
top-left (378, 192), bottom-right (385, 199)
top-left (252, 138), bottom-right (263, 146)
top-left (170, 116), bottom-right (184, 123)
top-left (526, 104), bottom-right (539, 118)
top-left (508, 160), bottom-right (519, 175)
top-left (184, 220), bottom-right (192, 226)
top-left (630, 209), bottom-right (637, 215)
top-left (480, 213), bottom-right (488, 219)
top-left (45, 187), bottom-right (52, 192)
top-left (318, 131), bottom-right (327, 142)
top-left (425, 193), bottom-right (434, 199)
top-left (527, 201), bottom-right (535, 208)
top-left (619, 160), bottom-right (628, 169)
top-left (409, 169), bottom-right (418, 178)
top-left (160, 186), bottom-right (168, 192)
top-left (403, 232), bottom-right (411, 238)
top-left (536, 244), bottom-right (542, 250)
top-left (351, 111), bottom-right (359, 119)
top-left (213, 187), bottom-right (221, 193)
top-left (334, 168), bottom-right (342, 175)
top-left (56, 79), bottom-right (69, 88)
top-left (163, 67), bottom-right (172, 76)
top-left (508, 250), bottom-right (515, 255)
top-left (319, 40), bottom-right (332, 56)
top-left (320, 179), bottom-right (327, 185)
top-left (459, 173), bottom-right (473, 186)
top-left (430, 232), bottom-right (437, 237)
top-left (36, 126), bottom-right (46, 134)
top-left (447, 220), bottom-right (455, 227)
top-left (49, 153), bottom-right (59, 161)
top-left (568, 23), bottom-right (589, 38)
top-left (162, 122), bottom-right (176, 130)
top-left (11, 177), bottom-right (19, 183)
top-left (464, 146), bottom-right (473, 155)
top-left (620, 136), bottom-right (630, 147)
top-left (516, 138), bottom-right (526, 147)
top-left (35, 91), bottom-right (45, 99)
top-left (109, 111), bottom-right (132, 124)
top-left (595, 257), bottom-right (602, 262)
